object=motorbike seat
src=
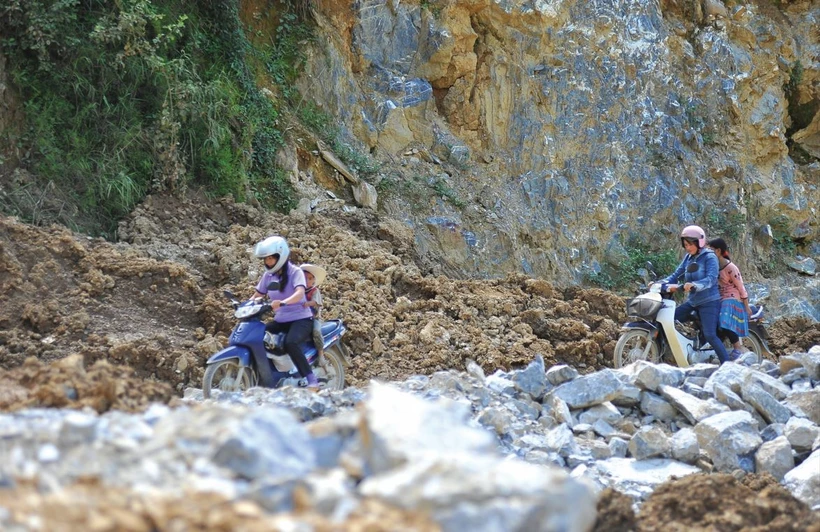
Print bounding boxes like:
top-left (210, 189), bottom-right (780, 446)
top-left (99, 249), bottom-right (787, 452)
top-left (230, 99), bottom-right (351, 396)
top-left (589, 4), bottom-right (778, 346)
top-left (320, 319), bottom-right (342, 335)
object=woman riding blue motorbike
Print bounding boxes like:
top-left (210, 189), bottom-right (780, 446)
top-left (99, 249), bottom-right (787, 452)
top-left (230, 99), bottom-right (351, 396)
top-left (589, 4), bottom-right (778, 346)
top-left (252, 236), bottom-right (319, 389)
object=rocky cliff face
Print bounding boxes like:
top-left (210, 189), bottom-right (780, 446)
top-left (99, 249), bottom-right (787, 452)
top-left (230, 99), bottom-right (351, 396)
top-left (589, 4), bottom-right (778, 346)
top-left (274, 0), bottom-right (818, 315)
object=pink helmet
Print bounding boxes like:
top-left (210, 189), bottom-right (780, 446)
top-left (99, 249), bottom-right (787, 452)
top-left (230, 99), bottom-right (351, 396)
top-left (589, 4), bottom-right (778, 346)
top-left (680, 225), bottom-right (706, 248)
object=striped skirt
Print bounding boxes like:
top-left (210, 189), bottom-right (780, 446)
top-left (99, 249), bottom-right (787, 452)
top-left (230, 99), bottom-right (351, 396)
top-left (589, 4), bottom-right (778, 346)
top-left (719, 298), bottom-right (748, 337)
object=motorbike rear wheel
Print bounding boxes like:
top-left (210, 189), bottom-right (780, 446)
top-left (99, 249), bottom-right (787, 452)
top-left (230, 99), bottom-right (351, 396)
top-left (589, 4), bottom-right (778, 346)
top-left (203, 359), bottom-right (255, 399)
top-left (723, 333), bottom-right (765, 363)
top-left (316, 345), bottom-right (346, 391)
top-left (614, 329), bottom-right (660, 368)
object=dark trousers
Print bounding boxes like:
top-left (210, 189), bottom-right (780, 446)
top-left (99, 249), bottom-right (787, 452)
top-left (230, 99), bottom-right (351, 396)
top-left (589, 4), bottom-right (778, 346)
top-left (719, 328), bottom-right (740, 344)
top-left (265, 318), bottom-right (313, 379)
top-left (675, 299), bottom-right (730, 363)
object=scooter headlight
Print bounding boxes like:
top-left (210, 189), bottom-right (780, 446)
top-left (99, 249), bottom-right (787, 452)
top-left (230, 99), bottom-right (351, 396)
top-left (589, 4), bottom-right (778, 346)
top-left (235, 302), bottom-right (264, 319)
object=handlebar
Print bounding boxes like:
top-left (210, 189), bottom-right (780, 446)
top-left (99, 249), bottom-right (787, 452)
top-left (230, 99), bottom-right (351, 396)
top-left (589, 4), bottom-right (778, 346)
top-left (650, 282), bottom-right (696, 294)
top-left (250, 297), bottom-right (289, 308)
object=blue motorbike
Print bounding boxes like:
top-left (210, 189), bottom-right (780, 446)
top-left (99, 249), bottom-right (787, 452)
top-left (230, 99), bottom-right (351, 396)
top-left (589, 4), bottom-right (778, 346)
top-left (203, 288), bottom-right (351, 398)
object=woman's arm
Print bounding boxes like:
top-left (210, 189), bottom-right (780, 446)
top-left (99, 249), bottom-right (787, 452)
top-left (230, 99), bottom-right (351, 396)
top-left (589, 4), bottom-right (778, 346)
top-left (692, 253), bottom-right (719, 292)
top-left (271, 286), bottom-right (305, 310)
top-left (283, 286), bottom-right (305, 305)
top-left (254, 272), bottom-right (271, 299)
top-left (730, 264), bottom-right (752, 315)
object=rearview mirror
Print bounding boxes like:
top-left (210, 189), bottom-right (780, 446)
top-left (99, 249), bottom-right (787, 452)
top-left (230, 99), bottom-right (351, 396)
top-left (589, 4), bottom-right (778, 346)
top-left (266, 281), bottom-right (281, 291)
top-left (637, 267), bottom-right (650, 285)
top-left (686, 263), bottom-right (699, 273)
top-left (223, 290), bottom-right (235, 300)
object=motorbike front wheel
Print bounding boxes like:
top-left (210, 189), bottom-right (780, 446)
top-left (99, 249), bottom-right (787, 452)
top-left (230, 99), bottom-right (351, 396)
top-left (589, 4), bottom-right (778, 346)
top-left (614, 329), bottom-right (660, 368)
top-left (315, 345), bottom-right (346, 391)
top-left (203, 359), bottom-right (256, 399)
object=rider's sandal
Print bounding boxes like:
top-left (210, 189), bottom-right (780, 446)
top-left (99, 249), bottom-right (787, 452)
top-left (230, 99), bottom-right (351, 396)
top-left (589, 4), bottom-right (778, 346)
top-left (305, 373), bottom-right (321, 391)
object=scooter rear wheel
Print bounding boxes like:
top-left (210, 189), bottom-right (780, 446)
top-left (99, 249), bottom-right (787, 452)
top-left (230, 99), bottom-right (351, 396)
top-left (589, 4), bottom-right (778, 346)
top-left (316, 345), bottom-right (346, 391)
top-left (614, 329), bottom-right (660, 368)
top-left (722, 333), bottom-right (766, 363)
top-left (203, 359), bottom-right (255, 398)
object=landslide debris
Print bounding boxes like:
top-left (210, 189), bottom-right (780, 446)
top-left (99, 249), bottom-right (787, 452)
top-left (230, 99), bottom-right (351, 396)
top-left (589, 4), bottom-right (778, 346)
top-left (1, 191), bottom-right (816, 409)
top-left (0, 478), bottom-right (440, 532)
top-left (636, 473), bottom-right (820, 531)
top-left (0, 354), bottom-right (174, 413)
top-left (1, 191), bottom-right (819, 531)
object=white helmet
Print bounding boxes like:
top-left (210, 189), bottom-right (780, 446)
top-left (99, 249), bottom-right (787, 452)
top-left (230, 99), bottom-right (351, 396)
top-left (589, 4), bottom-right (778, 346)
top-left (254, 236), bottom-right (289, 273)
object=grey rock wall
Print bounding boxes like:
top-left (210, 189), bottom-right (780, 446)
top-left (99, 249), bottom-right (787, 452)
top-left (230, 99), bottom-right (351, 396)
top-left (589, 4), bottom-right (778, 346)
top-left (296, 0), bottom-right (819, 318)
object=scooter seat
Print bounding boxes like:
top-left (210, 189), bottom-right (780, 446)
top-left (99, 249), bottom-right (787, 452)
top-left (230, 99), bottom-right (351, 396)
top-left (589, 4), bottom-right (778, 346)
top-left (320, 319), bottom-right (342, 335)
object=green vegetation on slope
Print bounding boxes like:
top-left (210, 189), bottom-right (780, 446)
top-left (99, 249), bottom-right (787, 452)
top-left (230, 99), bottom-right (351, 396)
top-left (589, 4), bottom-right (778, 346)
top-left (0, 0), bottom-right (318, 237)
top-left (585, 238), bottom-right (680, 292)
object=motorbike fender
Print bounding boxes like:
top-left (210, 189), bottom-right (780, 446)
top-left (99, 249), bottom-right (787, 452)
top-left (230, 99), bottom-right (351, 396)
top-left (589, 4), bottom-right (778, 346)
top-left (749, 322), bottom-right (769, 340)
top-left (304, 320), bottom-right (350, 365)
top-left (206, 345), bottom-right (252, 367)
top-left (337, 342), bottom-right (352, 366)
top-left (749, 327), bottom-right (772, 354)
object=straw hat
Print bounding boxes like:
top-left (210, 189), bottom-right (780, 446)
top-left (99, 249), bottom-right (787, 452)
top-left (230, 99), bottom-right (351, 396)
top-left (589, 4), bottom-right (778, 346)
top-left (300, 263), bottom-right (327, 287)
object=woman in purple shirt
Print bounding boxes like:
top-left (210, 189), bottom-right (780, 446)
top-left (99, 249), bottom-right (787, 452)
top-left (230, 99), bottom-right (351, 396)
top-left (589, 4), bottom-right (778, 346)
top-left (252, 236), bottom-right (319, 389)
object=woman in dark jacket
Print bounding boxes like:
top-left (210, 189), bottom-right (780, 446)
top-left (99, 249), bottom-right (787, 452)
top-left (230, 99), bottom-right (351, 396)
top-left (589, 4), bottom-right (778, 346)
top-left (657, 225), bottom-right (731, 363)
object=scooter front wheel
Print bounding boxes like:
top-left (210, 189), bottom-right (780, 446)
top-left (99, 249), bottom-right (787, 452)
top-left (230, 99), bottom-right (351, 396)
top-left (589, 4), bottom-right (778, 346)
top-left (614, 329), bottom-right (660, 368)
top-left (203, 359), bottom-right (256, 398)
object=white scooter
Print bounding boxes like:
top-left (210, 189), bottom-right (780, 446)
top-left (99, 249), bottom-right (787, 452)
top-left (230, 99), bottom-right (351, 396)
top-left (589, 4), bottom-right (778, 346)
top-left (614, 282), bottom-right (710, 368)
top-left (613, 265), bottom-right (769, 368)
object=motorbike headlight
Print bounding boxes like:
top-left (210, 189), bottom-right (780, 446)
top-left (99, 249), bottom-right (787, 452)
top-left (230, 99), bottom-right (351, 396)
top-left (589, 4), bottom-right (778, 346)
top-left (235, 303), bottom-right (262, 319)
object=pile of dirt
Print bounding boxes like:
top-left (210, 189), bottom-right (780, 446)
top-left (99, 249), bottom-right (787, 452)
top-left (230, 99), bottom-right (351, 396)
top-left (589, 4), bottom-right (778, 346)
top-left (767, 316), bottom-right (820, 355)
top-left (0, 354), bottom-right (175, 413)
top-left (636, 473), bottom-right (820, 531)
top-left (2, 473), bottom-right (817, 531)
top-left (1, 190), bottom-right (817, 408)
top-left (0, 192), bottom-right (629, 398)
top-left (1, 191), bottom-right (819, 530)
top-left (0, 214), bottom-right (209, 397)
top-left (0, 478), bottom-right (439, 532)
top-left (592, 488), bottom-right (637, 532)
top-left (591, 473), bottom-right (820, 532)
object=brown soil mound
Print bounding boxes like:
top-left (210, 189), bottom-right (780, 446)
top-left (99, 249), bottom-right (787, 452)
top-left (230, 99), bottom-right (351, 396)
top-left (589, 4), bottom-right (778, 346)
top-left (636, 473), bottom-right (820, 531)
top-left (592, 488), bottom-right (637, 532)
top-left (767, 316), bottom-right (820, 356)
top-left (0, 191), bottom-right (631, 405)
top-left (0, 354), bottom-right (175, 413)
top-left (0, 478), bottom-right (439, 531)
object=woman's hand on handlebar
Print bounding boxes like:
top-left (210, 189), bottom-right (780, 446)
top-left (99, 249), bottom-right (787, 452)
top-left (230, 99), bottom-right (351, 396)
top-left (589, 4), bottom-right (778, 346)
top-left (665, 284), bottom-right (678, 293)
top-left (682, 282), bottom-right (696, 293)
